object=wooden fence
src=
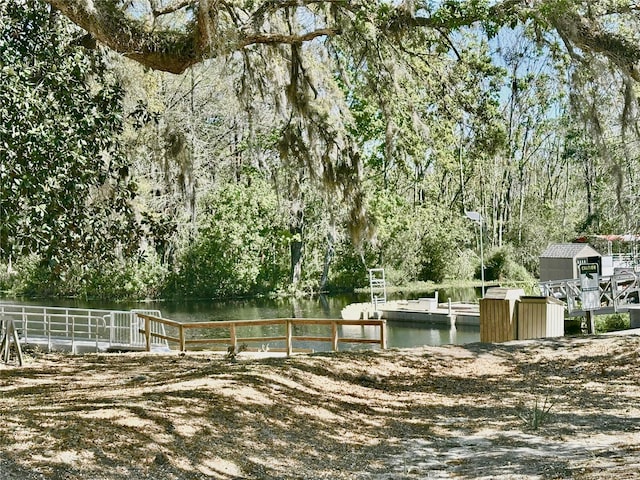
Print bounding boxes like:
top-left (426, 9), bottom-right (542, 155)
top-left (136, 314), bottom-right (387, 356)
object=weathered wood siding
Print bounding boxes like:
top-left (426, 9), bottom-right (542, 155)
top-left (479, 298), bottom-right (518, 343)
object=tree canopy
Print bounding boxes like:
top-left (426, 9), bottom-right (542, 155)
top-left (41, 1), bottom-right (640, 243)
top-left (43, 1), bottom-right (640, 81)
top-left (0, 1), bottom-right (137, 273)
top-left (3, 0), bottom-right (640, 299)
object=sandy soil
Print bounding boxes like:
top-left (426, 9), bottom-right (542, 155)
top-left (0, 333), bottom-right (639, 479)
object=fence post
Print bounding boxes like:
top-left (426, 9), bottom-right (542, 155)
top-left (144, 316), bottom-right (151, 352)
top-left (286, 320), bottom-right (292, 356)
top-left (21, 307), bottom-right (28, 344)
top-left (331, 321), bottom-right (339, 352)
top-left (380, 320), bottom-right (387, 350)
top-left (1, 318), bottom-right (8, 363)
top-left (71, 315), bottom-right (76, 354)
top-left (95, 316), bottom-right (100, 352)
top-left (179, 324), bottom-right (186, 352)
top-left (45, 310), bottom-right (51, 352)
top-left (230, 324), bottom-right (237, 351)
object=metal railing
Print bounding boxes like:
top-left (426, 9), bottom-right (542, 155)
top-left (137, 313), bottom-right (387, 355)
top-left (539, 271), bottom-right (640, 316)
top-left (0, 303), bottom-right (167, 353)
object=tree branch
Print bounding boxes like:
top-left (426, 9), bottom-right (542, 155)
top-left (46, 0), bottom-right (200, 73)
top-left (552, 11), bottom-right (640, 81)
top-left (42, 0), bottom-right (640, 81)
top-left (239, 28), bottom-right (341, 47)
top-left (150, 0), bottom-right (195, 17)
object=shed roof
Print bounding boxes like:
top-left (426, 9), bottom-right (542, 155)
top-left (540, 243), bottom-right (601, 259)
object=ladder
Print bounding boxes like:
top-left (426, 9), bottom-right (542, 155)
top-left (369, 268), bottom-right (387, 309)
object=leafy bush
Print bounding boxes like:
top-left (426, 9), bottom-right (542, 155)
top-left (595, 314), bottom-right (629, 333)
top-left (364, 193), bottom-right (472, 284)
top-left (167, 180), bottom-right (289, 299)
top-left (323, 242), bottom-right (370, 291)
top-left (1, 255), bottom-right (52, 297)
top-left (481, 246), bottom-right (535, 283)
top-left (441, 248), bottom-right (476, 282)
top-left (4, 253), bottom-right (168, 301)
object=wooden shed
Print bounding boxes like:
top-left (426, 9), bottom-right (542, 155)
top-left (539, 243), bottom-right (601, 282)
top-left (516, 296), bottom-right (565, 340)
top-left (479, 287), bottom-right (525, 343)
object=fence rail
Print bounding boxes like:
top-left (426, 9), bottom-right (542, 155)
top-left (0, 304), bottom-right (167, 353)
top-left (136, 313), bottom-right (387, 355)
top-left (539, 271), bottom-right (640, 316)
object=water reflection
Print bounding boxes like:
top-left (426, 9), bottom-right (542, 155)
top-left (386, 323), bottom-right (479, 348)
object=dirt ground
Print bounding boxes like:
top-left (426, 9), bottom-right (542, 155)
top-left (0, 333), bottom-right (639, 480)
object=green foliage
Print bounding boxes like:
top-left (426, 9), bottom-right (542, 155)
top-left (0, 0), bottom-right (138, 275)
top-left (77, 254), bottom-right (169, 300)
top-left (3, 0), bottom-right (639, 302)
top-left (482, 246), bottom-right (535, 283)
top-left (2, 255), bottom-right (55, 297)
top-left (482, 248), bottom-right (509, 282)
top-left (323, 242), bottom-right (370, 291)
top-left (418, 209), bottom-right (470, 283)
top-left (366, 193), bottom-right (423, 283)
top-left (518, 396), bottom-right (554, 431)
top-left (595, 314), bottom-right (630, 334)
top-left (354, 191), bottom-right (473, 285)
top-left (3, 252), bottom-right (167, 300)
top-left (442, 248), bottom-right (476, 282)
top-left (168, 180), bottom-right (289, 298)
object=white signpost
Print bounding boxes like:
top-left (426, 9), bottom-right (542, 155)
top-left (579, 263), bottom-right (599, 333)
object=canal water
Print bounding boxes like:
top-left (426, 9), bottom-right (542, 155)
top-left (1, 287), bottom-right (481, 351)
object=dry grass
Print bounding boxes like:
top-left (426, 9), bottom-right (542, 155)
top-left (1, 334), bottom-right (639, 479)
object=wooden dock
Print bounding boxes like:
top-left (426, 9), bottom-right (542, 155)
top-left (341, 299), bottom-right (480, 326)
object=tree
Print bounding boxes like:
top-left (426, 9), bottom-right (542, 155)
top-left (14, 0), bottom-right (640, 296)
top-left (41, 1), bottom-right (640, 233)
top-left (42, 1), bottom-right (640, 80)
top-left (0, 0), bottom-right (137, 275)
top-left (168, 179), bottom-right (289, 298)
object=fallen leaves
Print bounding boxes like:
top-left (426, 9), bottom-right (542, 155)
top-left (0, 334), bottom-right (638, 479)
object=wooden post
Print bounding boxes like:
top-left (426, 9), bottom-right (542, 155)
top-left (179, 324), bottom-right (186, 352)
top-left (3, 335), bottom-right (9, 363)
top-left (144, 316), bottom-right (151, 352)
top-left (0, 319), bottom-right (23, 366)
top-left (1, 321), bottom-right (8, 363)
top-left (286, 320), bottom-right (292, 357)
top-left (230, 324), bottom-right (237, 351)
top-left (331, 322), bottom-right (339, 352)
top-left (380, 320), bottom-right (387, 350)
top-left (10, 321), bottom-right (23, 366)
top-left (586, 311), bottom-right (596, 335)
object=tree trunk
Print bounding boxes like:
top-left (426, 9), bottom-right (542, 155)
top-left (290, 209), bottom-right (304, 286)
top-left (319, 227), bottom-right (336, 292)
